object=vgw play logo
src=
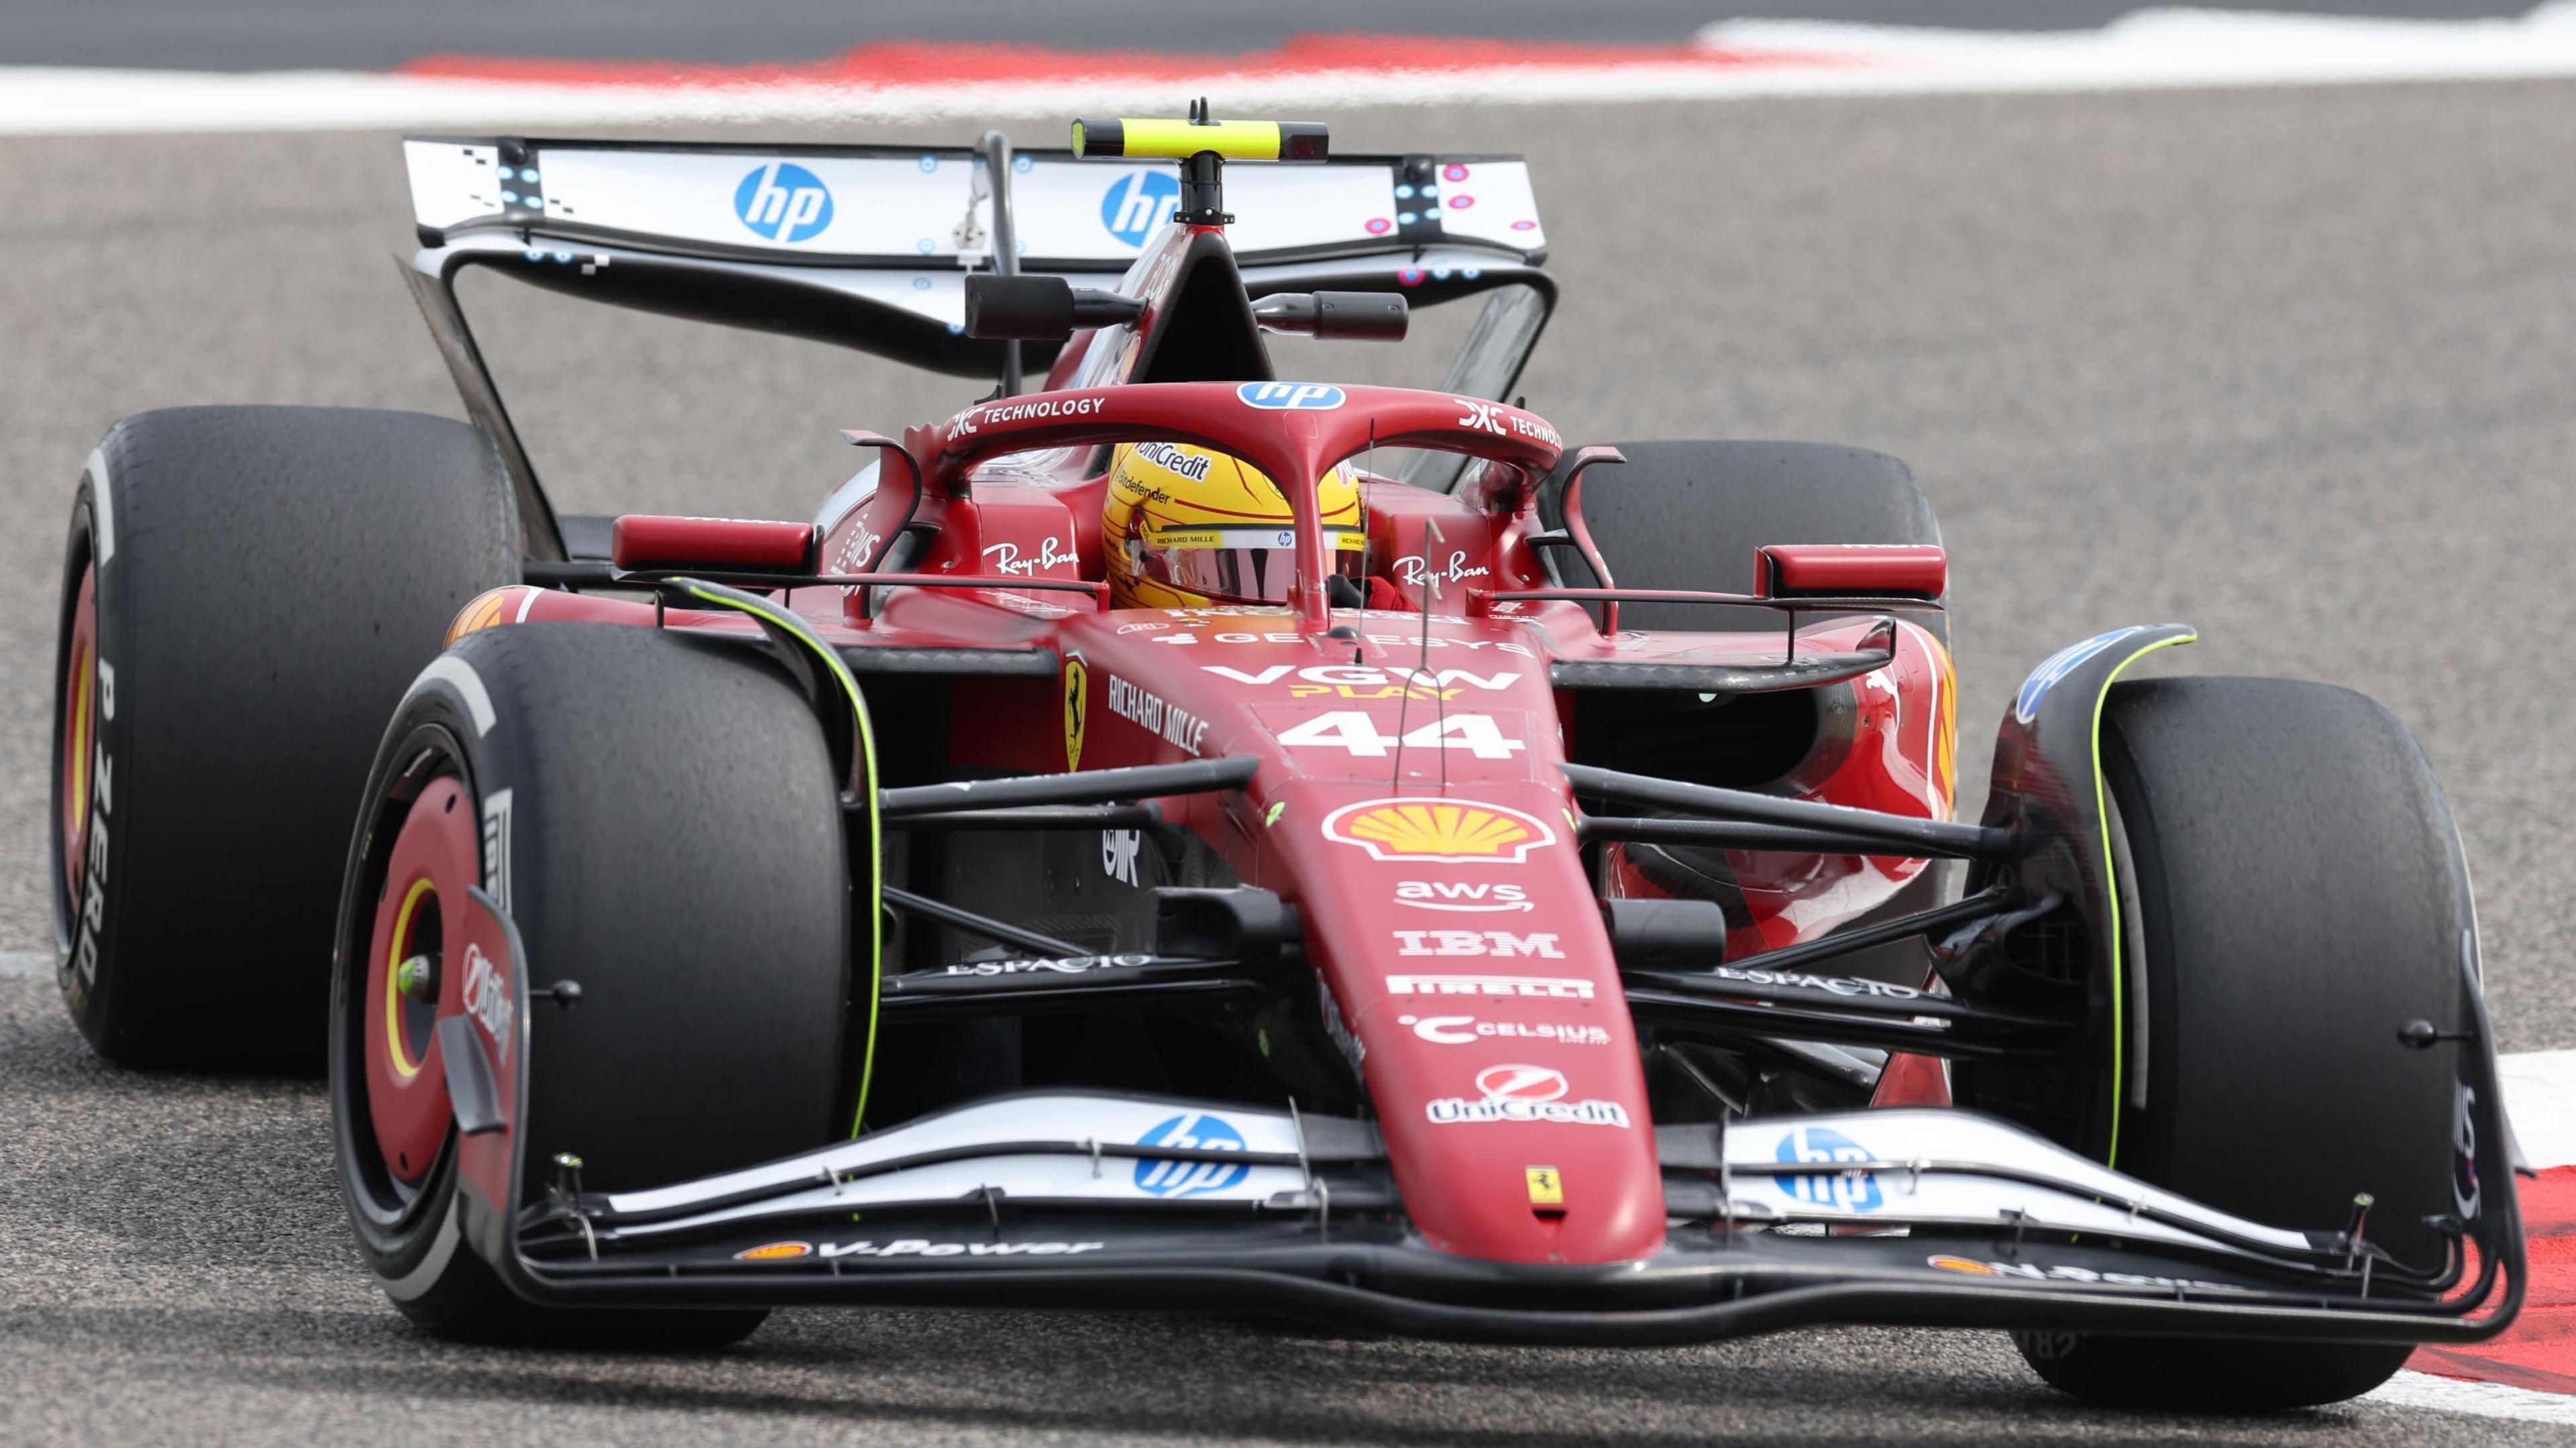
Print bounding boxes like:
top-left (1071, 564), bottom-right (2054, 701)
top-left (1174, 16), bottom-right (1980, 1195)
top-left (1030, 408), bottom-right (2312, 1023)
top-left (734, 162), bottom-right (834, 244)
top-left (1099, 169), bottom-right (1181, 247)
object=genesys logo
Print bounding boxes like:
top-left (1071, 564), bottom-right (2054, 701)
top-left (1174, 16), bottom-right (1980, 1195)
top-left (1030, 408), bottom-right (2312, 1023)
top-left (1133, 1111), bottom-right (1250, 1198)
top-left (734, 162), bottom-right (835, 244)
top-left (1100, 168), bottom-right (1181, 247)
top-left (734, 1239), bottom-right (1106, 1262)
top-left (1395, 880), bottom-right (1531, 913)
top-left (1775, 1126), bottom-right (1882, 1213)
top-left (1425, 1064), bottom-right (1629, 1127)
top-left (1324, 798), bottom-right (1556, 864)
top-left (1237, 381), bottom-right (1346, 410)
top-left (1397, 1013), bottom-right (1609, 1046)
top-left (1387, 973), bottom-right (1595, 1000)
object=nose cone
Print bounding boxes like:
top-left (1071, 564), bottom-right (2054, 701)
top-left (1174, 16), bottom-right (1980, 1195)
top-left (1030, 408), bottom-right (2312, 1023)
top-left (1283, 785), bottom-right (1667, 1266)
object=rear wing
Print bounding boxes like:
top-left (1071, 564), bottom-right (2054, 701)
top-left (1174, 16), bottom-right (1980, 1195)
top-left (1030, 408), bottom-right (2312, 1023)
top-left (403, 136), bottom-right (1547, 273)
top-left (398, 133), bottom-right (1556, 559)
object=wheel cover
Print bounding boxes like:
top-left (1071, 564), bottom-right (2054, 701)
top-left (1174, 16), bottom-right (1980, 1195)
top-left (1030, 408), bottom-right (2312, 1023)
top-left (58, 561), bottom-right (97, 916)
top-left (362, 775), bottom-right (475, 1184)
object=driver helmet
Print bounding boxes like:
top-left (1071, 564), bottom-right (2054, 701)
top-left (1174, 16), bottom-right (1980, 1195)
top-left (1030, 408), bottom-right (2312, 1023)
top-left (1102, 441), bottom-right (1366, 609)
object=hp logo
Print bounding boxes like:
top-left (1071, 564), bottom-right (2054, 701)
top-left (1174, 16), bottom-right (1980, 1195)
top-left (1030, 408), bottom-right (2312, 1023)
top-left (1236, 382), bottom-right (1346, 411)
top-left (1132, 1112), bottom-right (1250, 1198)
top-left (1099, 170), bottom-right (1181, 247)
top-left (734, 162), bottom-right (834, 245)
top-left (1775, 1127), bottom-right (1884, 1212)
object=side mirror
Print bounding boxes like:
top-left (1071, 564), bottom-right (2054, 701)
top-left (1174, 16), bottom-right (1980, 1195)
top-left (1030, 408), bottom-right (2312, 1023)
top-left (964, 274), bottom-right (1146, 340)
top-left (1251, 291), bottom-right (1407, 341)
top-left (611, 516), bottom-right (820, 574)
top-left (1753, 544), bottom-right (1946, 601)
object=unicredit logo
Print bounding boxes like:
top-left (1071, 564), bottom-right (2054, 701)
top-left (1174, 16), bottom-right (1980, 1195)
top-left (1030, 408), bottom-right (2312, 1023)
top-left (1475, 1063), bottom-right (1566, 1102)
top-left (1425, 1063), bottom-right (1629, 1128)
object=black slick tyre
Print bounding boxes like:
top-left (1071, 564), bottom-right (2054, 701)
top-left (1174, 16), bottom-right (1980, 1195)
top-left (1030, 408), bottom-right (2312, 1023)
top-left (52, 407), bottom-right (519, 1071)
top-left (330, 623), bottom-right (855, 1347)
top-left (2006, 677), bottom-right (2471, 1412)
top-left (1545, 440), bottom-right (1954, 959)
top-left (1537, 439), bottom-right (1945, 641)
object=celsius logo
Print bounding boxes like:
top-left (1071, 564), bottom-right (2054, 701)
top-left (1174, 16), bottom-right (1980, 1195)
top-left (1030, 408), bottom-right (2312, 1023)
top-left (1237, 382), bottom-right (1346, 411)
top-left (1100, 169), bottom-right (1181, 246)
top-left (1132, 1112), bottom-right (1250, 1197)
top-left (1775, 1127), bottom-right (1883, 1213)
top-left (734, 162), bottom-right (834, 244)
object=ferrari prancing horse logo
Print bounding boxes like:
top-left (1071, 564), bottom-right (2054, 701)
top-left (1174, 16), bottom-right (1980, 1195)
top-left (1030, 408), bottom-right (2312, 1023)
top-left (1063, 655), bottom-right (1089, 771)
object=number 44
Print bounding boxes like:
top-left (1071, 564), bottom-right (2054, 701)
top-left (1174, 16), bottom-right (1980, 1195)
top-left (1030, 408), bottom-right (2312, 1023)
top-left (1273, 711), bottom-right (1525, 759)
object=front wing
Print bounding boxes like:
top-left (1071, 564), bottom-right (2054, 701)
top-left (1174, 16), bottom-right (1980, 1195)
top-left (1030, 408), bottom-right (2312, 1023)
top-left (458, 1045), bottom-right (2522, 1347)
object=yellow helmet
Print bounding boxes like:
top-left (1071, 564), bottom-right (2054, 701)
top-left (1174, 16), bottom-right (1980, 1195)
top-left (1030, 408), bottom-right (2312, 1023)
top-left (1102, 442), bottom-right (1366, 609)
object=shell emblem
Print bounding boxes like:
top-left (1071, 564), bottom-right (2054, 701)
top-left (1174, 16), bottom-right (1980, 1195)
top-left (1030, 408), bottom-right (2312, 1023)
top-left (1321, 798), bottom-right (1557, 865)
top-left (444, 586), bottom-right (525, 646)
top-left (734, 1241), bottom-right (813, 1262)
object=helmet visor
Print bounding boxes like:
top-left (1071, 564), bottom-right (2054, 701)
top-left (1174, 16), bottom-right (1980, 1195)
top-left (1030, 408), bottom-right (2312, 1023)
top-left (1132, 525), bottom-right (1365, 606)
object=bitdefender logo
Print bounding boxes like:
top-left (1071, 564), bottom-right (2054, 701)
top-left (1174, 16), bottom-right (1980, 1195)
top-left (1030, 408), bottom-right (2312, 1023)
top-left (735, 162), bottom-right (835, 244)
top-left (1100, 169), bottom-right (1181, 247)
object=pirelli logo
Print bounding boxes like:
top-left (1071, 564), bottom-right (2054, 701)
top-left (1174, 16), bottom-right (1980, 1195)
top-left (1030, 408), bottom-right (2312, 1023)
top-left (1383, 974), bottom-right (1595, 1001)
top-left (481, 788), bottom-right (513, 915)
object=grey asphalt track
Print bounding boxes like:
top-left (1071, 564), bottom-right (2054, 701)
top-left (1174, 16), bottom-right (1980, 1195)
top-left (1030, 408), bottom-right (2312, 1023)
top-left (4, 78), bottom-right (2575, 1443)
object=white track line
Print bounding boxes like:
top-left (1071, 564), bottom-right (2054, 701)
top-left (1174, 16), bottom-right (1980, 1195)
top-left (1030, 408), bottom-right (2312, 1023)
top-left (0, 950), bottom-right (52, 980)
top-left (6, 5), bottom-right (2576, 135)
top-left (2371, 1372), bottom-right (2576, 1427)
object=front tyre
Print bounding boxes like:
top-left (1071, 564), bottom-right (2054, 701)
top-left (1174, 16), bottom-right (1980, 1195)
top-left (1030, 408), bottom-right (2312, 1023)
top-left (2002, 677), bottom-right (2471, 1411)
top-left (331, 624), bottom-right (856, 1345)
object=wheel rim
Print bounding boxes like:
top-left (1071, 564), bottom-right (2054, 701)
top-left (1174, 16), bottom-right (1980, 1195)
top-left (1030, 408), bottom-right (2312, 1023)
top-left (362, 775), bottom-right (476, 1186)
top-left (58, 561), bottom-right (97, 918)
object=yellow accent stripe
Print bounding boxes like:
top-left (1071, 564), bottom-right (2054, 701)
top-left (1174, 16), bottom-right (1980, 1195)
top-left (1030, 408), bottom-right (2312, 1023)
top-left (681, 583), bottom-right (883, 1137)
top-left (1093, 119), bottom-right (1285, 160)
top-left (68, 645), bottom-right (93, 851)
top-left (2092, 630), bottom-right (2196, 1169)
top-left (384, 877), bottom-right (435, 1079)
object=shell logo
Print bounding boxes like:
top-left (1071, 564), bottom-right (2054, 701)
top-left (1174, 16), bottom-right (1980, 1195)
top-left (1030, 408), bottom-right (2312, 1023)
top-left (1321, 797), bottom-right (1557, 865)
top-left (733, 1241), bottom-right (813, 1262)
top-left (444, 586), bottom-right (527, 646)
top-left (1926, 1255), bottom-right (1998, 1276)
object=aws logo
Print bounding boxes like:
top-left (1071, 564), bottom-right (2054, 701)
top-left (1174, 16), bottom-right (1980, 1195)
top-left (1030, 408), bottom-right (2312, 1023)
top-left (735, 162), bottom-right (834, 244)
top-left (1100, 169), bottom-right (1180, 247)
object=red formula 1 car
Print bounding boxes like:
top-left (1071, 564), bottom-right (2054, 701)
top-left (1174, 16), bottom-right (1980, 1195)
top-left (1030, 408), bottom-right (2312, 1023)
top-left (50, 111), bottom-right (2520, 1410)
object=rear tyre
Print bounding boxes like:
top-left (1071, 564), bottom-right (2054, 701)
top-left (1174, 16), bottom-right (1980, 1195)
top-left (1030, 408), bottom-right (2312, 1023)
top-left (1537, 439), bottom-right (1945, 640)
top-left (331, 624), bottom-right (855, 1346)
top-left (2002, 677), bottom-right (2470, 1411)
top-left (52, 407), bottom-right (519, 1071)
top-left (1546, 440), bottom-right (1954, 966)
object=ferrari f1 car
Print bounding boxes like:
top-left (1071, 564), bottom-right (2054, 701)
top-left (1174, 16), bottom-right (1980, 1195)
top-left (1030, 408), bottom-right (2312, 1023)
top-left (50, 110), bottom-right (2521, 1411)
